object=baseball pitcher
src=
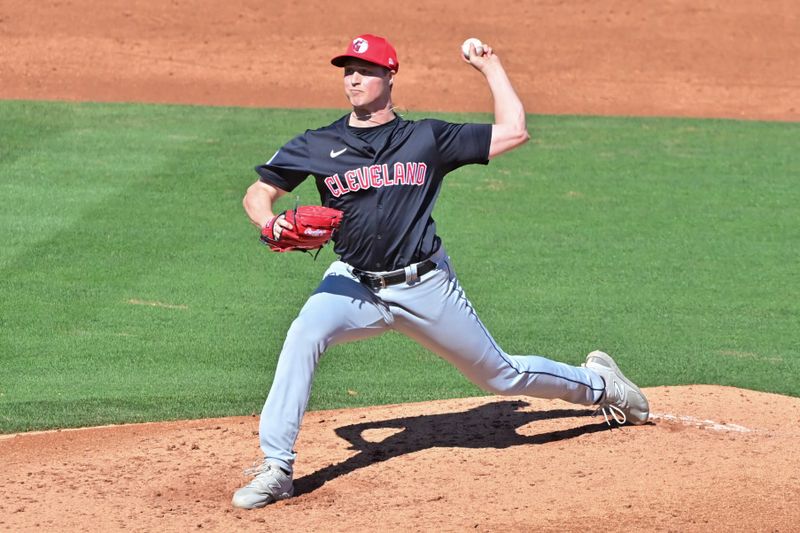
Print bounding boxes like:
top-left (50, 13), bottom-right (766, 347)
top-left (232, 34), bottom-right (649, 509)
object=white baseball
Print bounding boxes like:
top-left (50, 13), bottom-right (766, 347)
top-left (461, 37), bottom-right (484, 59)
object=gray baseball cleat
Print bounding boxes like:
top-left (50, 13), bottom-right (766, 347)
top-left (232, 460), bottom-right (294, 509)
top-left (584, 350), bottom-right (649, 425)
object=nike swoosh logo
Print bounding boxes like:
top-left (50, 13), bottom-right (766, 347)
top-left (330, 147), bottom-right (347, 158)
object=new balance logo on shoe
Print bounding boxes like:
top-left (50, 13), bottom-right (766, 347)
top-left (232, 460), bottom-right (294, 509)
top-left (583, 350), bottom-right (649, 426)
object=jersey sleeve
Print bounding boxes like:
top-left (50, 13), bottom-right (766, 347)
top-left (254, 133), bottom-right (312, 192)
top-left (428, 119), bottom-right (492, 170)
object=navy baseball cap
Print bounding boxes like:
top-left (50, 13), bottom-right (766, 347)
top-left (331, 34), bottom-right (399, 72)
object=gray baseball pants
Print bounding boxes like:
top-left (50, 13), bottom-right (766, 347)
top-left (258, 246), bottom-right (605, 470)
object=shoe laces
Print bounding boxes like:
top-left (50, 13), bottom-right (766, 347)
top-left (243, 460), bottom-right (273, 477)
top-left (596, 404), bottom-right (627, 426)
top-left (585, 366), bottom-right (627, 426)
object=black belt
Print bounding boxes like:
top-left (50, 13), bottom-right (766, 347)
top-left (352, 259), bottom-right (437, 290)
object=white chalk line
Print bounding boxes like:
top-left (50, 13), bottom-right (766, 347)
top-left (650, 413), bottom-right (753, 433)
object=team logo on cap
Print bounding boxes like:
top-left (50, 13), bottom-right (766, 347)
top-left (352, 38), bottom-right (369, 53)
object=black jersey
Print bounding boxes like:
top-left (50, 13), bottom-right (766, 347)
top-left (256, 115), bottom-right (492, 271)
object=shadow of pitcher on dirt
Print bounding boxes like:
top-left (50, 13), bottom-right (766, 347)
top-left (293, 400), bottom-right (609, 496)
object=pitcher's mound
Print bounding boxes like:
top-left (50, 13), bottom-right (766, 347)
top-left (2, 385), bottom-right (799, 531)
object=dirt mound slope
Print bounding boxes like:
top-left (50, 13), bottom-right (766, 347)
top-left (3, 386), bottom-right (799, 532)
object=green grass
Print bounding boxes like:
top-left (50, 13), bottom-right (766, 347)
top-left (1, 100), bottom-right (798, 433)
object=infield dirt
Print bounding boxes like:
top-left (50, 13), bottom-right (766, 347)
top-left (2, 0), bottom-right (799, 120)
top-left (2, 1), bottom-right (799, 531)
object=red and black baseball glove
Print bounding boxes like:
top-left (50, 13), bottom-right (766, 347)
top-left (260, 205), bottom-right (344, 253)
